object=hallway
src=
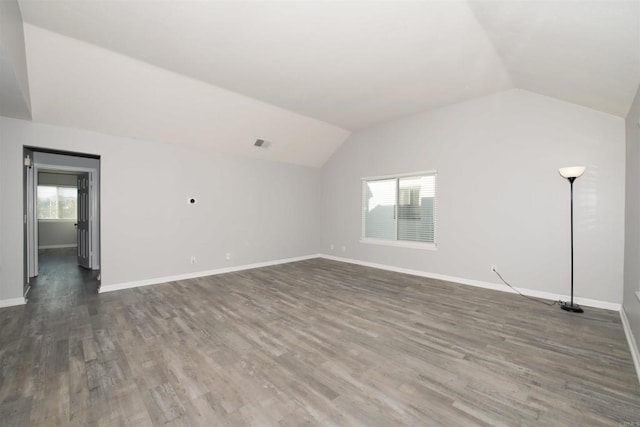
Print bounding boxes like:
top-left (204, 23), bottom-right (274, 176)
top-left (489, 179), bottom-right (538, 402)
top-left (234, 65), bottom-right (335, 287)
top-left (28, 247), bottom-right (100, 304)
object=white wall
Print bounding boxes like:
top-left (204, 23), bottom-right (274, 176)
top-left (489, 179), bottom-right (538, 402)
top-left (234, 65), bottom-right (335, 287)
top-left (0, 131), bottom-right (3, 292)
top-left (0, 116), bottom-right (322, 301)
top-left (38, 221), bottom-right (76, 248)
top-left (624, 84), bottom-right (640, 351)
top-left (322, 89), bottom-right (625, 305)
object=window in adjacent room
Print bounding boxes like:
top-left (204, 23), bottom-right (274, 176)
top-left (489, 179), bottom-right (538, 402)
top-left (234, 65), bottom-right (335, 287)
top-left (37, 186), bottom-right (77, 220)
top-left (361, 171), bottom-right (436, 249)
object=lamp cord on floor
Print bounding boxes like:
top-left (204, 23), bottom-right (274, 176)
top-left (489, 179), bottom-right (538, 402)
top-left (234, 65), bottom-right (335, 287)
top-left (493, 269), bottom-right (561, 307)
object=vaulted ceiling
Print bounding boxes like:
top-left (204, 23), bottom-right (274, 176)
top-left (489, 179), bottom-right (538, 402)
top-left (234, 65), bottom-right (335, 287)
top-left (1, 0), bottom-right (639, 167)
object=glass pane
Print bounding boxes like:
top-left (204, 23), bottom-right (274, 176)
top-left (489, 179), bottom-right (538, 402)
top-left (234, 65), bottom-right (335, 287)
top-left (37, 185), bottom-right (78, 219)
top-left (398, 175), bottom-right (435, 243)
top-left (364, 179), bottom-right (397, 240)
top-left (58, 187), bottom-right (78, 219)
top-left (37, 186), bottom-right (58, 219)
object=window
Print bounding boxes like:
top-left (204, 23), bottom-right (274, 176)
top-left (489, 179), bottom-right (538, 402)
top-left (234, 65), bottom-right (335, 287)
top-left (37, 186), bottom-right (77, 220)
top-left (362, 171), bottom-right (436, 248)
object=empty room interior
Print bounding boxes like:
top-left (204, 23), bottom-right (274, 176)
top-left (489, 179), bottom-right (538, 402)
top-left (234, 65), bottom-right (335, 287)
top-left (1, 0), bottom-right (640, 425)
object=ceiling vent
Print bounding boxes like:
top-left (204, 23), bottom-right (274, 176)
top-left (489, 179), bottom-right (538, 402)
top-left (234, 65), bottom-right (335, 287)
top-left (254, 138), bottom-right (271, 148)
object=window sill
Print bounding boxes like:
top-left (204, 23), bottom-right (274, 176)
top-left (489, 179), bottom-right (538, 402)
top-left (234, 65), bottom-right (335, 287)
top-left (360, 238), bottom-right (437, 251)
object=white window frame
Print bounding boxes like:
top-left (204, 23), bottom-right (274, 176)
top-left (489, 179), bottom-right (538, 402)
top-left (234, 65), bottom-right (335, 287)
top-left (361, 170), bottom-right (437, 251)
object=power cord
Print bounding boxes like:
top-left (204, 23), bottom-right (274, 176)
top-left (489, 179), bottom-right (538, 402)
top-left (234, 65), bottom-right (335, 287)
top-left (493, 268), bottom-right (561, 307)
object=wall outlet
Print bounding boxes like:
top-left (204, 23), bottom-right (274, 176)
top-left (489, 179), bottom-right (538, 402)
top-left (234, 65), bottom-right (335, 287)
top-left (330, 243), bottom-right (334, 250)
top-left (341, 246), bottom-right (346, 253)
top-left (190, 256), bottom-right (196, 264)
top-left (225, 253), bottom-right (232, 261)
top-left (491, 264), bottom-right (497, 272)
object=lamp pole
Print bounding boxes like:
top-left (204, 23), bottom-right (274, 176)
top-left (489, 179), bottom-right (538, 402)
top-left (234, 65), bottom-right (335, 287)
top-left (558, 166), bottom-right (585, 313)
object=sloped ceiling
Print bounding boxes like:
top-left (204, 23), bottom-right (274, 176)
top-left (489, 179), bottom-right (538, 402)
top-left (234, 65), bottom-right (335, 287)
top-left (0, 0), bottom-right (31, 120)
top-left (4, 0), bottom-right (640, 166)
top-left (23, 24), bottom-right (350, 167)
top-left (0, 45), bottom-right (30, 120)
top-left (469, 1), bottom-right (639, 118)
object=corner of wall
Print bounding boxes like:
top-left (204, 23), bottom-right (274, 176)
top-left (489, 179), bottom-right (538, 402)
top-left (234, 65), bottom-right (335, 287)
top-left (620, 307), bottom-right (640, 385)
top-left (623, 82), bottom-right (640, 382)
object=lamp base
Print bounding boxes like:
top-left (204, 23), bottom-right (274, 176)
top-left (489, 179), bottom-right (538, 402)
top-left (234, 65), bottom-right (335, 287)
top-left (561, 302), bottom-right (584, 313)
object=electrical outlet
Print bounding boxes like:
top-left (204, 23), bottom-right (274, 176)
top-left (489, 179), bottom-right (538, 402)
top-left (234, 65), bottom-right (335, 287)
top-left (225, 253), bottom-right (232, 261)
top-left (330, 243), bottom-right (334, 250)
top-left (491, 264), bottom-right (497, 272)
top-left (190, 256), bottom-right (196, 264)
top-left (341, 246), bottom-right (346, 253)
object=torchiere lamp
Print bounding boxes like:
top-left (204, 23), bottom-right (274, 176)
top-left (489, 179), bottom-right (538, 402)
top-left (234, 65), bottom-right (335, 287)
top-left (558, 166), bottom-right (586, 313)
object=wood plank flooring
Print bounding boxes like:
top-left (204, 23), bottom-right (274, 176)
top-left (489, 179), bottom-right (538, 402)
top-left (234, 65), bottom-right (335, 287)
top-left (1, 252), bottom-right (639, 425)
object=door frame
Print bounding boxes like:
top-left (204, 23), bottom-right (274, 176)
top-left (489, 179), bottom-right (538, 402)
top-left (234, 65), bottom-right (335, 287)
top-left (23, 149), bottom-right (35, 297)
top-left (28, 163), bottom-right (100, 275)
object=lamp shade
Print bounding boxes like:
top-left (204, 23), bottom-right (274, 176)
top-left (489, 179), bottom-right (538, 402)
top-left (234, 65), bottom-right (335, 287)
top-left (558, 166), bottom-right (586, 179)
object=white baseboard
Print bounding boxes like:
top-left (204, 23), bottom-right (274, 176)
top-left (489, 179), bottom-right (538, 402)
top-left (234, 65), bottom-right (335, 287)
top-left (319, 254), bottom-right (621, 311)
top-left (99, 252), bottom-right (622, 311)
top-left (99, 254), bottom-right (320, 294)
top-left (38, 244), bottom-right (77, 249)
top-left (620, 308), bottom-right (640, 385)
top-left (0, 297), bottom-right (27, 308)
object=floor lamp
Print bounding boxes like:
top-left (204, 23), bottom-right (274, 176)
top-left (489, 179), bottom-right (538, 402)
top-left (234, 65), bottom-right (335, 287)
top-left (558, 166), bottom-right (586, 313)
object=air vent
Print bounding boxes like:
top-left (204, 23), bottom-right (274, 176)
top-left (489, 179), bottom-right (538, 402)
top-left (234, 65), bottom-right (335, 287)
top-left (254, 139), bottom-right (271, 148)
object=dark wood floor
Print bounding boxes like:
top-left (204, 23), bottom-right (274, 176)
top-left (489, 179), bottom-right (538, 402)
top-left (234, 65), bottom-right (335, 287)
top-left (0, 251), bottom-right (638, 426)
top-left (28, 247), bottom-right (100, 302)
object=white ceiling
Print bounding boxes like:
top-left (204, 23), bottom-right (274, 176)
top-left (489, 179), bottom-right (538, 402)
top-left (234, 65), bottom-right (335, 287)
top-left (4, 0), bottom-right (640, 166)
top-left (469, 1), bottom-right (639, 117)
top-left (18, 0), bottom-right (517, 131)
top-left (23, 24), bottom-right (350, 167)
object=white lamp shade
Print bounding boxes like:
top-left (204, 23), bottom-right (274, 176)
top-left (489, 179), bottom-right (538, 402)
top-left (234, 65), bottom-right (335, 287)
top-left (558, 166), bottom-right (586, 179)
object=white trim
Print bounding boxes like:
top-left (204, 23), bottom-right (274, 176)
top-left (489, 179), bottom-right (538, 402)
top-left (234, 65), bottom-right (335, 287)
top-left (0, 297), bottom-right (27, 308)
top-left (26, 155), bottom-right (37, 279)
top-left (361, 169), bottom-right (437, 181)
top-left (38, 219), bottom-right (77, 223)
top-left (99, 254), bottom-right (320, 294)
top-left (636, 291), bottom-right (640, 303)
top-left (98, 252), bottom-right (622, 311)
top-left (38, 244), bottom-right (77, 249)
top-left (360, 238), bottom-right (437, 250)
top-left (361, 171), bottom-right (438, 247)
top-left (319, 254), bottom-right (621, 311)
top-left (620, 308), bottom-right (640, 385)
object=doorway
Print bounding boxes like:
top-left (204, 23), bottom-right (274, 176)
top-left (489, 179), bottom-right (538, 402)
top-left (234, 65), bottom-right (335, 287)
top-left (23, 148), bottom-right (101, 300)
